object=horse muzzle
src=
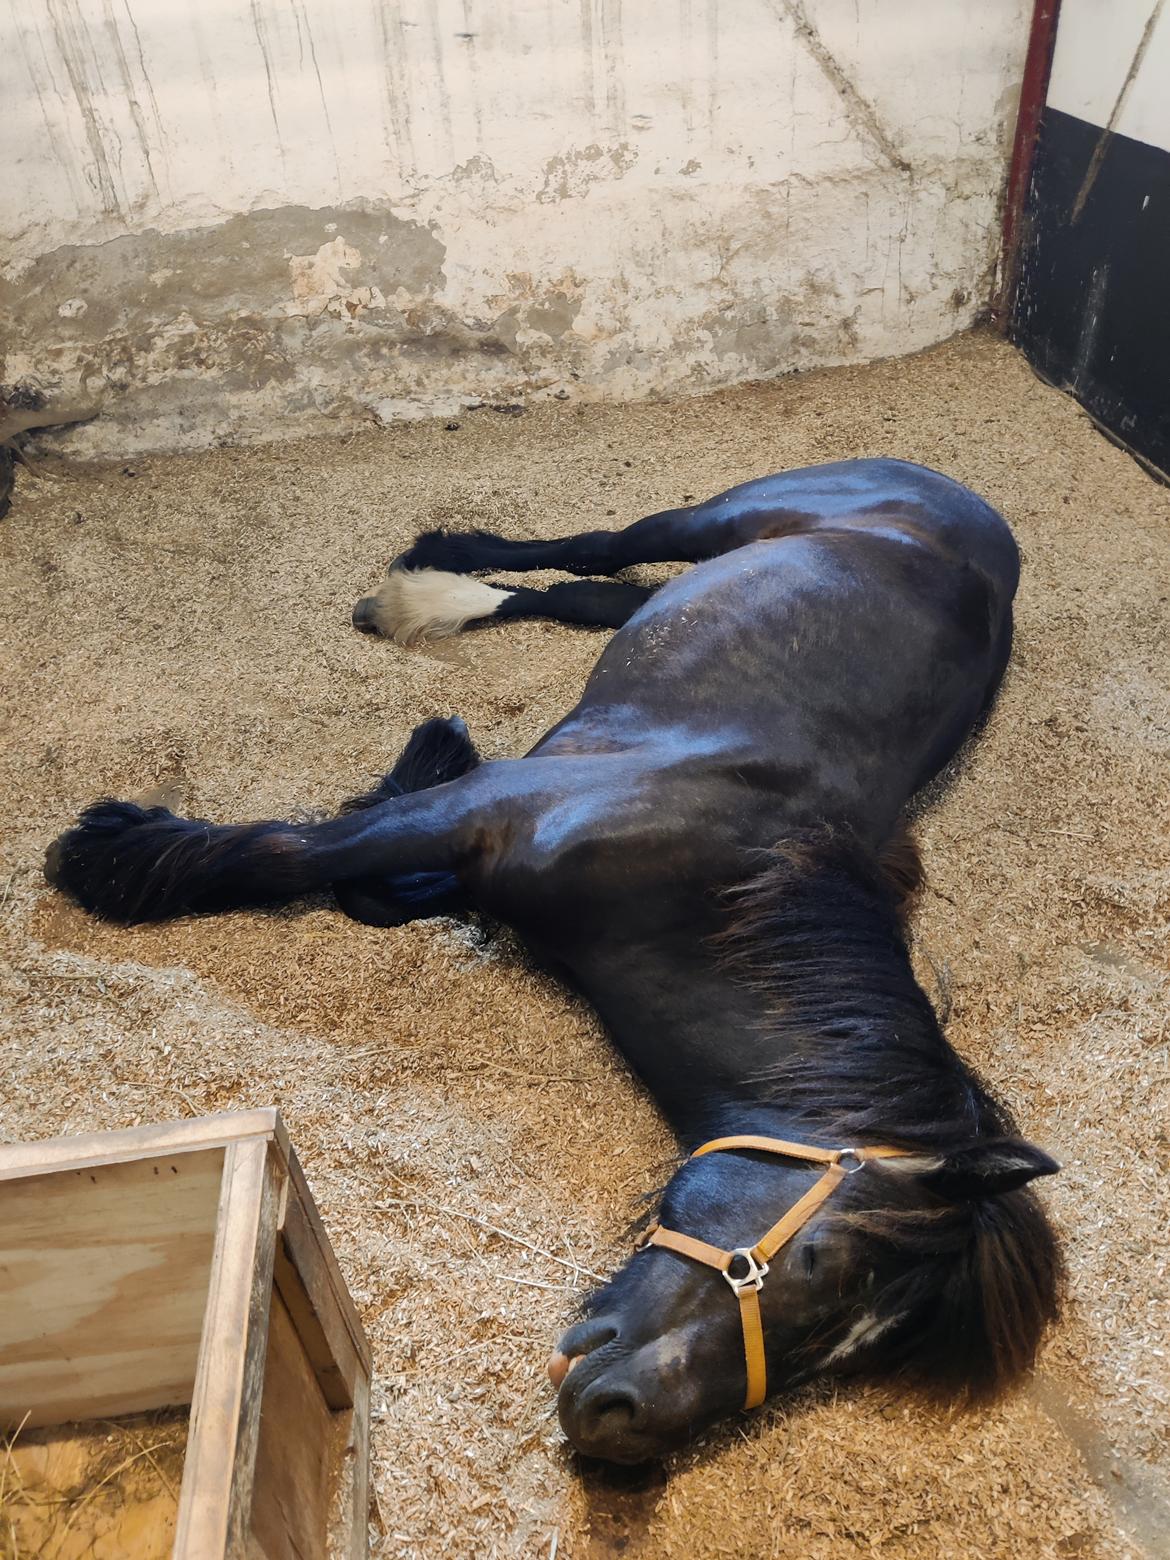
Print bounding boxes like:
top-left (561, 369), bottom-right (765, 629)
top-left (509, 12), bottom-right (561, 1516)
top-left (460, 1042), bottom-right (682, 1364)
top-left (551, 1319), bottom-right (707, 1464)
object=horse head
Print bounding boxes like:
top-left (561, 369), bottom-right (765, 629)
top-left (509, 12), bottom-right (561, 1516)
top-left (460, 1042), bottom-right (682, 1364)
top-left (551, 1133), bottom-right (1061, 1464)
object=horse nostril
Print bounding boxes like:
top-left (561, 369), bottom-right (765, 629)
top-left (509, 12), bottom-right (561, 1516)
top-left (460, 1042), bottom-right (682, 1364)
top-left (583, 1379), bottom-right (645, 1435)
top-left (557, 1353), bottom-right (667, 1461)
top-left (589, 1387), bottom-right (641, 1428)
top-left (552, 1316), bottom-right (620, 1383)
top-left (352, 596), bottom-right (380, 633)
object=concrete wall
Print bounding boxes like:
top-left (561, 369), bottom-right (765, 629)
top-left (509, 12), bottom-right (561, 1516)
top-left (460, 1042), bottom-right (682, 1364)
top-left (1, 0), bottom-right (1032, 455)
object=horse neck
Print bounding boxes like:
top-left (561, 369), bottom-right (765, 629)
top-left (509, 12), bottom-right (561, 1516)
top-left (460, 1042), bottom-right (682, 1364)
top-left (574, 846), bottom-right (999, 1150)
top-left (575, 933), bottom-right (794, 1138)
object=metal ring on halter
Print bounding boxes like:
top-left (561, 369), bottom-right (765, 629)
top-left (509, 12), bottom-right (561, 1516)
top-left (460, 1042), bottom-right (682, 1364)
top-left (722, 1247), bottom-right (769, 1295)
top-left (836, 1148), bottom-right (865, 1173)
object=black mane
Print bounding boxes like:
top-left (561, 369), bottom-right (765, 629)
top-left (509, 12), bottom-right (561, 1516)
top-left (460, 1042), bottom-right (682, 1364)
top-left (715, 826), bottom-right (1007, 1147)
top-left (716, 828), bottom-right (1065, 1402)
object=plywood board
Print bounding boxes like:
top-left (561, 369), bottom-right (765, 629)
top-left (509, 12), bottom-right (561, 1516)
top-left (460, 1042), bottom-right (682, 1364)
top-left (0, 1109), bottom-right (287, 1183)
top-left (249, 1290), bottom-right (339, 1560)
top-left (173, 1138), bottom-right (280, 1560)
top-left (0, 1148), bottom-right (224, 1430)
top-left (273, 1148), bottom-right (371, 1411)
top-left (0, 1111), bottom-right (370, 1558)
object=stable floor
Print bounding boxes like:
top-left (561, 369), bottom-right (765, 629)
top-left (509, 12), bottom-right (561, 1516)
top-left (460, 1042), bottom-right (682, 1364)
top-left (2, 331), bottom-right (1168, 1558)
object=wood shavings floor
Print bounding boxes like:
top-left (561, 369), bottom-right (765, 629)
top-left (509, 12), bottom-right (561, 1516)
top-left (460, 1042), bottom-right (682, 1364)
top-left (1, 331), bottom-right (1168, 1558)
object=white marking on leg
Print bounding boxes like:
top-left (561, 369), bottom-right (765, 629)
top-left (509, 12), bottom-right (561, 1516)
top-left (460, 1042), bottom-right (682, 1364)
top-left (367, 567), bottom-right (514, 646)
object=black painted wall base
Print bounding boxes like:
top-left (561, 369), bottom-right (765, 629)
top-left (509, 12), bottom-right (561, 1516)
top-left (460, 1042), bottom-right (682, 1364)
top-left (1013, 106), bottom-right (1170, 479)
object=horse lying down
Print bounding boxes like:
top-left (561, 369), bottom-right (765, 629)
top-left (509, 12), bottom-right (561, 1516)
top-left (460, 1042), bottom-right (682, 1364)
top-left (46, 458), bottom-right (1063, 1466)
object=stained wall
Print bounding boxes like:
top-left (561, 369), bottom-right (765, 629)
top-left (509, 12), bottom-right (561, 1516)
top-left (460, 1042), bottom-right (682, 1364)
top-left (2, 1), bottom-right (1031, 453)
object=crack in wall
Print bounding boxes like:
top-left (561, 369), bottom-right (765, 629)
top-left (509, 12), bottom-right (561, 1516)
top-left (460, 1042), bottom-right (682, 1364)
top-left (767, 0), bottom-right (914, 175)
top-left (46, 0), bottom-right (126, 217)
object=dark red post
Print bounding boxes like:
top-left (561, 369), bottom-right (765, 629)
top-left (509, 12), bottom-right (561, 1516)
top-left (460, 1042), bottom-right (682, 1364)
top-left (995, 0), bottom-right (1064, 328)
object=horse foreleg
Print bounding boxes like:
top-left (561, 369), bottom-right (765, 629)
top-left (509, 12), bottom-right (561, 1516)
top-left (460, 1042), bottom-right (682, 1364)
top-left (338, 716), bottom-right (480, 813)
top-left (43, 775), bottom-right (488, 927)
top-left (334, 715), bottom-right (480, 927)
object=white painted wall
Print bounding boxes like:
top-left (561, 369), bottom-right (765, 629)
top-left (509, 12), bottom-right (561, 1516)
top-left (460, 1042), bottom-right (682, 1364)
top-left (1, 0), bottom-right (1033, 453)
top-left (1047, 0), bottom-right (1170, 152)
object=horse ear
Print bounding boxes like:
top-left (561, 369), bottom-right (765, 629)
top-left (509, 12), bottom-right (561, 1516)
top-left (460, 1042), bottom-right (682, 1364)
top-left (917, 1138), bottom-right (1061, 1201)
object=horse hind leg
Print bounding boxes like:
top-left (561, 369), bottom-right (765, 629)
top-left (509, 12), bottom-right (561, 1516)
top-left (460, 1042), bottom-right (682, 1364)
top-left (383, 524), bottom-right (628, 578)
top-left (353, 570), bottom-right (518, 645)
top-left (352, 502), bottom-right (712, 645)
top-left (354, 571), bottom-right (656, 645)
top-left (350, 526), bottom-right (628, 643)
top-left (377, 490), bottom-right (769, 585)
top-left (334, 716), bottom-right (479, 926)
top-left (494, 580), bottom-right (653, 630)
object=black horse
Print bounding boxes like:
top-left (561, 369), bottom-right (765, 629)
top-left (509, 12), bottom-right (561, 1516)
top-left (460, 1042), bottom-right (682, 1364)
top-left (45, 458), bottom-right (1063, 1465)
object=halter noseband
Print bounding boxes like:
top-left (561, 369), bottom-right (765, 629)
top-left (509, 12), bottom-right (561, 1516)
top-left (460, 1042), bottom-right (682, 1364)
top-left (636, 1135), bottom-right (911, 1410)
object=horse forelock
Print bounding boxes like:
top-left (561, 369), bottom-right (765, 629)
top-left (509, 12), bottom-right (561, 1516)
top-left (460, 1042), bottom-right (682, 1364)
top-left (816, 1169), bottom-right (1066, 1402)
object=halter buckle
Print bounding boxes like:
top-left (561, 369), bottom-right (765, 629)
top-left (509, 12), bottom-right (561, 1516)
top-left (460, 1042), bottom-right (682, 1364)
top-left (722, 1247), bottom-right (769, 1295)
top-left (634, 1222), bottom-right (660, 1253)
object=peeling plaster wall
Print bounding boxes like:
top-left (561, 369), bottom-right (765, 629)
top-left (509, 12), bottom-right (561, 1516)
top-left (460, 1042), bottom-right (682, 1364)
top-left (1, 0), bottom-right (1031, 454)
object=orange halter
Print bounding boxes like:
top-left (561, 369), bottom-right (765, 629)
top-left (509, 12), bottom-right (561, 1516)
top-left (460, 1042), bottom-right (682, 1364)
top-left (636, 1135), bottom-right (912, 1409)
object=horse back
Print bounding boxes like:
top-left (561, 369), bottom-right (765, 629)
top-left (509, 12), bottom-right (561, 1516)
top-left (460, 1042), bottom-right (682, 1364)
top-left (533, 483), bottom-right (1017, 840)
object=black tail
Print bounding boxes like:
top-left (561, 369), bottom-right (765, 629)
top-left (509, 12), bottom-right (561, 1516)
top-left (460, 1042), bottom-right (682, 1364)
top-left (44, 801), bottom-right (312, 924)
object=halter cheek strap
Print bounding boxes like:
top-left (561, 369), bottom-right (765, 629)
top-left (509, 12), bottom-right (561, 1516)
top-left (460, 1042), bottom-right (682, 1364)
top-left (636, 1135), bottom-right (911, 1410)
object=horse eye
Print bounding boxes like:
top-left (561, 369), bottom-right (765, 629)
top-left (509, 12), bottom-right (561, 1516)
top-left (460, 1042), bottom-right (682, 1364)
top-left (803, 1244), bottom-right (817, 1277)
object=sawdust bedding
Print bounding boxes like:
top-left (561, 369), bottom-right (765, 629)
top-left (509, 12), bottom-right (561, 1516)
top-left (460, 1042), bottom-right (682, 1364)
top-left (1, 330), bottom-right (1168, 1557)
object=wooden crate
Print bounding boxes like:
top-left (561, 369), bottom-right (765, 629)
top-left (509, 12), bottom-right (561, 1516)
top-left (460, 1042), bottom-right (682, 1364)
top-left (0, 1109), bottom-right (372, 1559)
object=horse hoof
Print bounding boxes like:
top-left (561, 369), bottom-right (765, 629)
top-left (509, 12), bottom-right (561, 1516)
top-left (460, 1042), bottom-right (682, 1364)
top-left (43, 837), bottom-right (64, 887)
top-left (352, 596), bottom-right (380, 634)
